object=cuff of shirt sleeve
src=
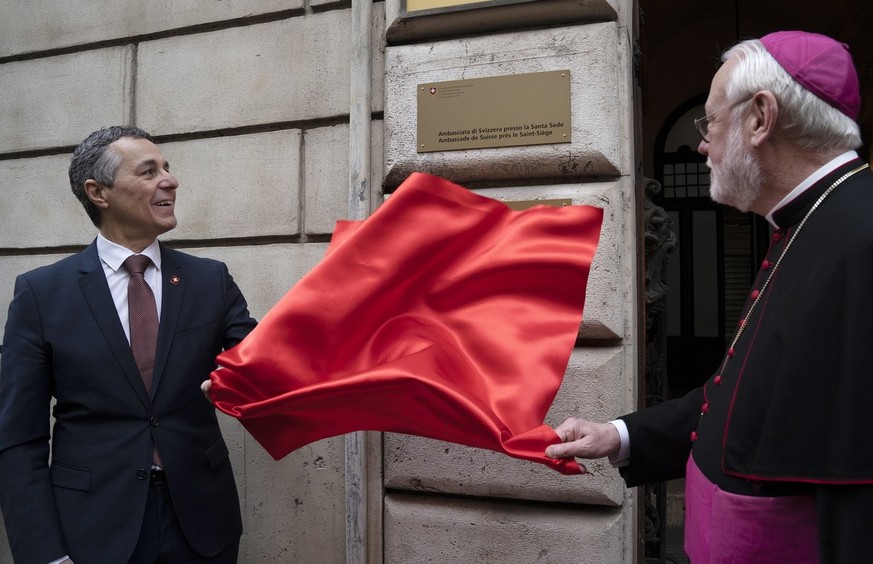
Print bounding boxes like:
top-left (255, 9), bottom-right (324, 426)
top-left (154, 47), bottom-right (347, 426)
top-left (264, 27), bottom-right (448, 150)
top-left (608, 419), bottom-right (630, 468)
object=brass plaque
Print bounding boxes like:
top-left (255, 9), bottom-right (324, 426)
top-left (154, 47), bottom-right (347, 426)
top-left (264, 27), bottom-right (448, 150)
top-left (417, 70), bottom-right (572, 153)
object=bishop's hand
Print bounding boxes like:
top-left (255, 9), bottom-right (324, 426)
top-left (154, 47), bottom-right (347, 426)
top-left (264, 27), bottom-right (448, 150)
top-left (545, 417), bottom-right (621, 463)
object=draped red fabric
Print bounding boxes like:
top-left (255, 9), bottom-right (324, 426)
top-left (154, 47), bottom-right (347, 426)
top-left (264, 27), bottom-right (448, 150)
top-left (210, 172), bottom-right (603, 474)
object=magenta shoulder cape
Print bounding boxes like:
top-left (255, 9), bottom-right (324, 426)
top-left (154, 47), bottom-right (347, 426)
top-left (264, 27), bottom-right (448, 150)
top-left (209, 172), bottom-right (604, 475)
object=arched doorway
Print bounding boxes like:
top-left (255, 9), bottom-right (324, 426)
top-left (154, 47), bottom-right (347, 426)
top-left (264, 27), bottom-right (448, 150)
top-left (652, 97), bottom-right (769, 399)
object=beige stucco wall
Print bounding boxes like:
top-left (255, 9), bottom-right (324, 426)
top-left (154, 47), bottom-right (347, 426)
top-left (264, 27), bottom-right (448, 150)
top-left (0, 0), bottom-right (639, 562)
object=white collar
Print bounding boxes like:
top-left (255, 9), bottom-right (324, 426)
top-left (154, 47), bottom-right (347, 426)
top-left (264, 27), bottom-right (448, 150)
top-left (765, 151), bottom-right (859, 229)
top-left (96, 234), bottom-right (162, 273)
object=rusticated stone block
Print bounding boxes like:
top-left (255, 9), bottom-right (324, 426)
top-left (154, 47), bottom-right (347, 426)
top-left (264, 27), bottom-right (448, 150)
top-left (384, 492), bottom-right (625, 563)
top-left (0, 47), bottom-right (133, 153)
top-left (385, 0), bottom-right (617, 44)
top-left (0, 155), bottom-right (97, 248)
top-left (160, 131), bottom-right (302, 242)
top-left (0, 1), bottom-right (305, 59)
top-left (137, 8), bottom-right (385, 135)
top-left (384, 22), bottom-right (625, 187)
top-left (384, 346), bottom-right (630, 507)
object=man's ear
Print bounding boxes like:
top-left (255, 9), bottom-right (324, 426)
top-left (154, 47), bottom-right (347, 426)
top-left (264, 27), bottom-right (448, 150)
top-left (84, 179), bottom-right (110, 210)
top-left (749, 91), bottom-right (779, 147)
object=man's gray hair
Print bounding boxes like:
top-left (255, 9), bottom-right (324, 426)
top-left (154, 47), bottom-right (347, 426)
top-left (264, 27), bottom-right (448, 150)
top-left (723, 39), bottom-right (861, 153)
top-left (69, 126), bottom-right (153, 227)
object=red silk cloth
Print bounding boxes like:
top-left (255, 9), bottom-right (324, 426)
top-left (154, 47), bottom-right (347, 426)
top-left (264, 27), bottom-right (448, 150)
top-left (210, 172), bottom-right (603, 474)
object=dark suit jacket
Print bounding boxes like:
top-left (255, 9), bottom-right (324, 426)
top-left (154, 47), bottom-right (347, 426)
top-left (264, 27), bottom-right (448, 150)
top-left (0, 241), bottom-right (257, 564)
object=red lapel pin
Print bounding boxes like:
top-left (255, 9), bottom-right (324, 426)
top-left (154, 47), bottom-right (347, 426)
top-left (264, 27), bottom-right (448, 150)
top-left (170, 275), bottom-right (180, 286)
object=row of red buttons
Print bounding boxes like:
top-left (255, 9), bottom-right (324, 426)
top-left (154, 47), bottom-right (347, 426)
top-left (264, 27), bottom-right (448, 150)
top-left (690, 251), bottom-right (779, 443)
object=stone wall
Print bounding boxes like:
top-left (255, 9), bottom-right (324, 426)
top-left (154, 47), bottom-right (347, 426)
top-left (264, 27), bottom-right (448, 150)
top-left (0, 0), bottom-right (639, 561)
top-left (380, 1), bottom-right (639, 561)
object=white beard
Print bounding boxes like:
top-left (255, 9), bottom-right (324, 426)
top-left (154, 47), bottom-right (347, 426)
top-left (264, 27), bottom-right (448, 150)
top-left (708, 123), bottom-right (763, 212)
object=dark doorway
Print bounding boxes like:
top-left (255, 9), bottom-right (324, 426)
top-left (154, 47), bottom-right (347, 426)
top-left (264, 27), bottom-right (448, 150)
top-left (651, 98), bottom-right (770, 398)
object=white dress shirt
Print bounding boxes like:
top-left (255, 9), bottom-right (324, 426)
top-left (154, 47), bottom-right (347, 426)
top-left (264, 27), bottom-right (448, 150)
top-left (96, 234), bottom-right (163, 342)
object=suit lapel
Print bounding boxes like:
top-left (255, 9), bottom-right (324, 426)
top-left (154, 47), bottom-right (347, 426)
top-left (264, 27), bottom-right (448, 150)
top-left (77, 242), bottom-right (150, 409)
top-left (152, 245), bottom-right (183, 396)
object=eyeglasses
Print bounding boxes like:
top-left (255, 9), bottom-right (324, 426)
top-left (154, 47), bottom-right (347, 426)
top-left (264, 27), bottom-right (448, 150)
top-left (693, 95), bottom-right (753, 142)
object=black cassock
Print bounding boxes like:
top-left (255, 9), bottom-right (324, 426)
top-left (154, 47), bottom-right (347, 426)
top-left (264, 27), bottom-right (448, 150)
top-left (619, 158), bottom-right (873, 562)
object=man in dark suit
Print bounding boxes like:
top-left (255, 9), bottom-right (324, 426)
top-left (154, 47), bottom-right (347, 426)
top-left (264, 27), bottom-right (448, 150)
top-left (0, 126), bottom-right (257, 563)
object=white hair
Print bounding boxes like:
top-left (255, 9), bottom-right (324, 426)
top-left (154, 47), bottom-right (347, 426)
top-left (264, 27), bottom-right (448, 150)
top-left (722, 39), bottom-right (861, 152)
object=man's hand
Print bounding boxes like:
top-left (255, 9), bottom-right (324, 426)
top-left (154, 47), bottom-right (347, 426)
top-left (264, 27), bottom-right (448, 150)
top-left (201, 379), bottom-right (213, 404)
top-left (545, 417), bottom-right (621, 461)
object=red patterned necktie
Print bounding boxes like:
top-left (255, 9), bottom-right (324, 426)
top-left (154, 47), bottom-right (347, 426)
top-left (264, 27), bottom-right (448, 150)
top-left (123, 254), bottom-right (162, 466)
top-left (124, 255), bottom-right (158, 393)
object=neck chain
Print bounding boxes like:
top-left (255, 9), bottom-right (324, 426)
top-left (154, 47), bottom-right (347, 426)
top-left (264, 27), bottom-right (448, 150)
top-left (717, 162), bottom-right (869, 373)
